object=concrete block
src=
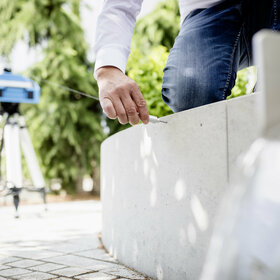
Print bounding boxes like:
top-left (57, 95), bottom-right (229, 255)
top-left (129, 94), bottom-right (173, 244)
top-left (227, 93), bottom-right (261, 180)
top-left (254, 30), bottom-right (280, 133)
top-left (101, 101), bottom-right (228, 279)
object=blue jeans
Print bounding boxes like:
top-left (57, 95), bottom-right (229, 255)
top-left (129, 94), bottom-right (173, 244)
top-left (162, 0), bottom-right (280, 112)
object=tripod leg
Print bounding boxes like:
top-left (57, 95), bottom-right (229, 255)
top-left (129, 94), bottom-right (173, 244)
top-left (19, 116), bottom-right (47, 207)
top-left (13, 192), bottom-right (20, 218)
top-left (4, 116), bottom-right (22, 213)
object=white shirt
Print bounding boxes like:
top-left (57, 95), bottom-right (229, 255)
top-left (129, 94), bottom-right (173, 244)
top-left (94, 0), bottom-right (221, 78)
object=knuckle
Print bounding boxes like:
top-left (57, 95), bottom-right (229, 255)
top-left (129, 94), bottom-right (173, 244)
top-left (129, 81), bottom-right (137, 89)
top-left (102, 103), bottom-right (111, 112)
top-left (118, 112), bottom-right (127, 119)
top-left (116, 85), bottom-right (126, 92)
top-left (137, 99), bottom-right (146, 108)
top-left (127, 107), bottom-right (137, 116)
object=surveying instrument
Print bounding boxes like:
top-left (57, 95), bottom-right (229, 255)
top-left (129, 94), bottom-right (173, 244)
top-left (0, 69), bottom-right (47, 217)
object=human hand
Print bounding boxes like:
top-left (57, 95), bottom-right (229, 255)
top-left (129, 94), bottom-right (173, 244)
top-left (96, 66), bottom-right (149, 125)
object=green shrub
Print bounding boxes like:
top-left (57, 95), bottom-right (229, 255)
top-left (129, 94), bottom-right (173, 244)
top-left (127, 46), bottom-right (173, 117)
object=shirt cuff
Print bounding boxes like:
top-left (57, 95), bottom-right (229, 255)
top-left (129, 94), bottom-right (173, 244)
top-left (94, 46), bottom-right (129, 79)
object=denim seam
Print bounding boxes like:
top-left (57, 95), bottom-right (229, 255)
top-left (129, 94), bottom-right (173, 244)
top-left (241, 26), bottom-right (251, 66)
top-left (222, 26), bottom-right (243, 100)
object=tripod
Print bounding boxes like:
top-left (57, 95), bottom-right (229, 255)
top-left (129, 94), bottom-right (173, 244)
top-left (0, 103), bottom-right (47, 217)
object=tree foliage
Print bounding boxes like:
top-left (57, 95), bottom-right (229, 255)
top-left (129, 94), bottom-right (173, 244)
top-left (127, 47), bottom-right (172, 117)
top-left (132, 0), bottom-right (180, 51)
top-left (0, 0), bottom-right (104, 193)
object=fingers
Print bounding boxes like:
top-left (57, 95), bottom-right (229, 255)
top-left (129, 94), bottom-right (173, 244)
top-left (97, 66), bottom-right (149, 125)
top-left (100, 97), bottom-right (117, 119)
top-left (120, 95), bottom-right (139, 126)
top-left (131, 85), bottom-right (149, 124)
top-left (114, 98), bottom-right (129, 125)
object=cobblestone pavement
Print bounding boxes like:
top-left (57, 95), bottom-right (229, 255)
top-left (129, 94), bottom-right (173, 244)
top-left (0, 200), bottom-right (151, 280)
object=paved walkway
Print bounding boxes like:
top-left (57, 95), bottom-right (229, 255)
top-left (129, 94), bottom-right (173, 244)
top-left (0, 200), bottom-right (151, 280)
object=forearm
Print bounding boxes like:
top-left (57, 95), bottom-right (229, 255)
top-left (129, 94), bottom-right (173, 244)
top-left (93, 0), bottom-right (143, 77)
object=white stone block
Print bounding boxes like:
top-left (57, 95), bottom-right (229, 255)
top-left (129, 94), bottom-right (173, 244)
top-left (253, 30), bottom-right (280, 134)
top-left (227, 93), bottom-right (261, 180)
top-left (101, 101), bottom-right (228, 279)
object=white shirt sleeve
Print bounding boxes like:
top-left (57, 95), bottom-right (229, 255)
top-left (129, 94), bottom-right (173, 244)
top-left (93, 0), bottom-right (143, 79)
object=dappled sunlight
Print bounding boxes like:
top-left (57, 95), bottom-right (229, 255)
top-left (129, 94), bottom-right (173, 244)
top-left (149, 168), bottom-right (157, 185)
top-left (143, 158), bottom-right (150, 177)
top-left (150, 186), bottom-right (157, 207)
top-left (111, 176), bottom-right (116, 196)
top-left (152, 151), bottom-right (159, 167)
top-left (178, 228), bottom-right (187, 246)
top-left (132, 240), bottom-right (139, 265)
top-left (156, 264), bottom-right (164, 280)
top-left (140, 128), bottom-right (153, 158)
top-left (190, 195), bottom-right (209, 231)
top-left (187, 223), bottom-right (197, 245)
top-left (174, 179), bottom-right (186, 201)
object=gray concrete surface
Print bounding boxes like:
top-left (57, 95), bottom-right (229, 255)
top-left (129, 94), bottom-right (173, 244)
top-left (101, 94), bottom-right (261, 280)
top-left (0, 201), bottom-right (151, 280)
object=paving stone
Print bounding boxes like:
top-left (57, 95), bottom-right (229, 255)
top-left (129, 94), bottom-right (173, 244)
top-left (75, 272), bottom-right (116, 280)
top-left (44, 255), bottom-right (116, 270)
top-left (51, 267), bottom-right (92, 277)
top-left (0, 256), bottom-right (21, 264)
top-left (6, 250), bottom-right (63, 260)
top-left (10, 259), bottom-right (44, 268)
top-left (102, 267), bottom-right (146, 280)
top-left (0, 201), bottom-right (148, 280)
top-left (31, 263), bottom-right (66, 273)
top-left (74, 249), bottom-right (117, 263)
top-left (13, 271), bottom-right (55, 280)
top-left (0, 267), bottom-right (30, 277)
top-left (47, 243), bottom-right (99, 254)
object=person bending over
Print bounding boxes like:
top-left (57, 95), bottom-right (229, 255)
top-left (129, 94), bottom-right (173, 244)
top-left (94, 0), bottom-right (280, 125)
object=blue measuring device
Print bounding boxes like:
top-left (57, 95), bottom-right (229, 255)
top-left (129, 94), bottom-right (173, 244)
top-left (0, 69), bottom-right (40, 104)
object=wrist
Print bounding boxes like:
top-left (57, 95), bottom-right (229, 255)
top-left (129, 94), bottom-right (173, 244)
top-left (96, 66), bottom-right (123, 80)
